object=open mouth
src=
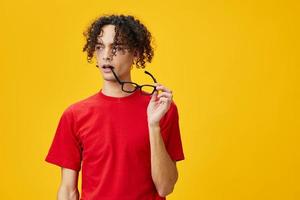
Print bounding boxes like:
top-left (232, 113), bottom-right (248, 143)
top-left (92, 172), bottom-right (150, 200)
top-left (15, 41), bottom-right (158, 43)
top-left (102, 64), bottom-right (114, 69)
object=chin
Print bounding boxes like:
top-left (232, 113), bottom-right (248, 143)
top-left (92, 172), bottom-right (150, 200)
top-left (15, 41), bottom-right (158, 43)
top-left (102, 73), bottom-right (116, 82)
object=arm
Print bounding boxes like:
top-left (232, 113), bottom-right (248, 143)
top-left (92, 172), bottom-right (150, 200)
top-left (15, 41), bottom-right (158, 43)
top-left (149, 124), bottom-right (178, 197)
top-left (147, 83), bottom-right (179, 197)
top-left (57, 168), bottom-right (80, 200)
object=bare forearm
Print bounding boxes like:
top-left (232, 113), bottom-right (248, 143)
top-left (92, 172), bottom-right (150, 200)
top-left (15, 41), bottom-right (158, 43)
top-left (149, 124), bottom-right (178, 197)
top-left (57, 185), bottom-right (79, 200)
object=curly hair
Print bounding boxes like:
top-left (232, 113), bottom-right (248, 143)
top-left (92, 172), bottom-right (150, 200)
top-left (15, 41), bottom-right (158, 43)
top-left (82, 14), bottom-right (154, 69)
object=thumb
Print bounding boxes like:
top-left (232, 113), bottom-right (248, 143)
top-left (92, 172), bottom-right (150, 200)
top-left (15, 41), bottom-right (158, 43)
top-left (150, 90), bottom-right (158, 102)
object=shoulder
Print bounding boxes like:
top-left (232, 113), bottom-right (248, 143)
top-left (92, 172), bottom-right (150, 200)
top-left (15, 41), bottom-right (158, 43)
top-left (167, 100), bottom-right (179, 117)
top-left (62, 91), bottom-right (101, 116)
top-left (160, 100), bottom-right (179, 126)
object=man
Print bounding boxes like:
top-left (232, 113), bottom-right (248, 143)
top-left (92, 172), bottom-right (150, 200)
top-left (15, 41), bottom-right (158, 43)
top-left (45, 14), bottom-right (185, 200)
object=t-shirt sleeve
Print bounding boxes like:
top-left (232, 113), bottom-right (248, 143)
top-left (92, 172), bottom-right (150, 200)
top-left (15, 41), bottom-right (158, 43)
top-left (160, 101), bottom-right (185, 162)
top-left (45, 106), bottom-right (82, 171)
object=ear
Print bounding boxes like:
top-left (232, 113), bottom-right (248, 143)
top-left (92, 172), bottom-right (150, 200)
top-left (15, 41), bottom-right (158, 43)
top-left (133, 50), bottom-right (139, 57)
top-left (132, 51), bottom-right (139, 65)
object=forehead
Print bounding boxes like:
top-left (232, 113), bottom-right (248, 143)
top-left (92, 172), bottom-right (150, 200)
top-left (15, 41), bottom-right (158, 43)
top-left (97, 24), bottom-right (116, 44)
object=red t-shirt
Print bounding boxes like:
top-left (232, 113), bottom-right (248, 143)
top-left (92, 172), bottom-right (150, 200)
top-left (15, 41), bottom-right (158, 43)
top-left (45, 88), bottom-right (185, 200)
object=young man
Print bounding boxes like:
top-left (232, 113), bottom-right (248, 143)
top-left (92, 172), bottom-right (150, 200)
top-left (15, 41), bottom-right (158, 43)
top-left (45, 14), bottom-right (185, 200)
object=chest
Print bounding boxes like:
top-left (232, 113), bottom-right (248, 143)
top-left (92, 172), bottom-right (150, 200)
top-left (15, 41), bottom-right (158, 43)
top-left (77, 105), bottom-right (151, 162)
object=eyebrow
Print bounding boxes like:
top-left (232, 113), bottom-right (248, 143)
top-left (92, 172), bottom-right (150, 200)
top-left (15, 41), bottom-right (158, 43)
top-left (96, 41), bottom-right (125, 45)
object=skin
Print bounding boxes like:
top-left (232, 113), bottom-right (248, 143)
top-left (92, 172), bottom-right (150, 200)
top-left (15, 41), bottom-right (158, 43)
top-left (58, 24), bottom-right (178, 199)
top-left (95, 24), bottom-right (137, 96)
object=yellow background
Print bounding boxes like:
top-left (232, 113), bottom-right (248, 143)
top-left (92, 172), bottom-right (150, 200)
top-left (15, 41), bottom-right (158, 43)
top-left (0, 0), bottom-right (299, 199)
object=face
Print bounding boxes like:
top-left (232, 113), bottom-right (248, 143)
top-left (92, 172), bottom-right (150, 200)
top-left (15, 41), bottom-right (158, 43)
top-left (95, 24), bottom-right (136, 82)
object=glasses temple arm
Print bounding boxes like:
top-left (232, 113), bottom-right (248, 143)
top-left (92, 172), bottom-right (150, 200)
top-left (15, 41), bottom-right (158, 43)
top-left (109, 67), bottom-right (123, 84)
top-left (144, 71), bottom-right (157, 83)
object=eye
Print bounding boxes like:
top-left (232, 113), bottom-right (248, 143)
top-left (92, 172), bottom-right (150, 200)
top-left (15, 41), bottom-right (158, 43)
top-left (113, 45), bottom-right (124, 51)
top-left (95, 44), bottom-right (104, 50)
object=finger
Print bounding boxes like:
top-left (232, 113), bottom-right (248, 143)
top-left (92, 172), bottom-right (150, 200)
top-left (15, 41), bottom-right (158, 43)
top-left (158, 97), bottom-right (170, 104)
top-left (157, 92), bottom-right (172, 99)
top-left (150, 90), bottom-right (158, 102)
top-left (154, 83), bottom-right (163, 88)
top-left (156, 85), bottom-right (172, 93)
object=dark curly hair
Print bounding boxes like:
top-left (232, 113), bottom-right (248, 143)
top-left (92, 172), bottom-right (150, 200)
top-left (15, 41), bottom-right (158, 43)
top-left (82, 14), bottom-right (154, 69)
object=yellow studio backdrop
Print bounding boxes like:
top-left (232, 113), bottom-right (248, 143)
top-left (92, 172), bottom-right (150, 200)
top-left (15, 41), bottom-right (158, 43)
top-left (0, 0), bottom-right (299, 199)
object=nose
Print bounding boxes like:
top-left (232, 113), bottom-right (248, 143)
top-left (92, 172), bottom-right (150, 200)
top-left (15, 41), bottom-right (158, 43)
top-left (102, 48), bottom-right (113, 62)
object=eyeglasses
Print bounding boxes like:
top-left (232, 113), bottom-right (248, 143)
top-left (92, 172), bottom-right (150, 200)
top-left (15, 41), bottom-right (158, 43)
top-left (108, 66), bottom-right (157, 95)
